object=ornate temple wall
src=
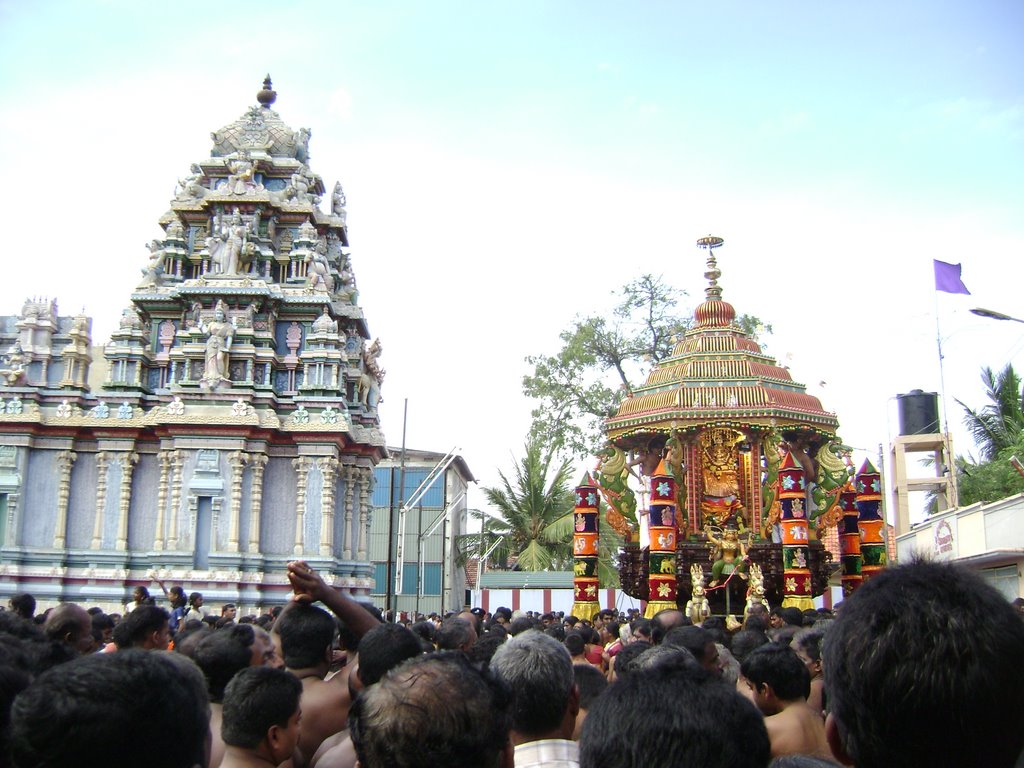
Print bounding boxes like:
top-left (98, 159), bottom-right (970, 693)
top-left (0, 83), bottom-right (385, 611)
top-left (127, 451), bottom-right (160, 550)
top-left (262, 456), bottom-right (299, 556)
top-left (22, 450), bottom-right (60, 547)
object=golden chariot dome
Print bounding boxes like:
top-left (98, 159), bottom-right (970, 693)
top-left (605, 235), bottom-right (838, 445)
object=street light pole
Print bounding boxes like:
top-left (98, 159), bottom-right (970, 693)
top-left (970, 308), bottom-right (1024, 324)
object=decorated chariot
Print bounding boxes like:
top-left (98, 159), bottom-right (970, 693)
top-left (571, 237), bottom-right (887, 620)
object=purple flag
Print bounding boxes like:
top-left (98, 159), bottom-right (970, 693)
top-left (933, 260), bottom-right (970, 295)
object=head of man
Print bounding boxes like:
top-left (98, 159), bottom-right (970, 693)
top-left (572, 663), bottom-right (607, 740)
top-left (189, 592), bottom-right (204, 609)
top-left (222, 665), bottom-right (302, 765)
top-left (349, 652), bottom-right (512, 768)
top-left (123, 605), bottom-right (171, 650)
top-left (275, 603), bottom-right (336, 671)
top-left (579, 665), bottom-right (769, 768)
top-left (792, 626), bottom-right (825, 680)
top-left (435, 616), bottom-right (477, 653)
top-left (42, 603), bottom-right (94, 655)
top-left (251, 625), bottom-right (282, 668)
top-left (221, 603), bottom-right (237, 620)
top-left (8, 593), bottom-right (35, 620)
top-left (738, 642), bottom-right (809, 715)
top-left (355, 622), bottom-right (422, 689)
top-left (10, 650), bottom-right (210, 768)
top-left (663, 625), bottom-right (721, 675)
top-left (194, 624), bottom-right (259, 702)
top-left (650, 608), bottom-right (685, 645)
top-left (823, 559), bottom-right (1024, 768)
top-left (490, 629), bottom-right (578, 743)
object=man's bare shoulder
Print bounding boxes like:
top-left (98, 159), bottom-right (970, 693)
top-left (313, 734), bottom-right (357, 768)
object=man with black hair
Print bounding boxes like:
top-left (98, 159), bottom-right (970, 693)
top-left (7, 594), bottom-right (34, 621)
top-left (312, 622), bottom-right (423, 768)
top-left (436, 616), bottom-right (477, 652)
top-left (276, 561), bottom-right (380, 764)
top-left (739, 642), bottom-right (829, 760)
top-left (792, 626), bottom-right (826, 716)
top-left (349, 652), bottom-right (513, 768)
top-left (571, 664), bottom-right (607, 740)
top-left (579, 665), bottom-right (769, 768)
top-left (823, 559), bottom-right (1024, 768)
top-left (123, 604), bottom-right (172, 650)
top-left (606, 639), bottom-right (651, 682)
top-left (194, 623), bottom-right (262, 768)
top-left (221, 666), bottom-right (303, 768)
top-left (491, 630), bottom-right (579, 767)
top-left (663, 625), bottom-right (722, 675)
top-left (42, 603), bottom-right (95, 655)
top-left (10, 650), bottom-right (210, 768)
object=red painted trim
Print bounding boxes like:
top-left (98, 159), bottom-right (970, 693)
top-left (543, 589), bottom-right (551, 613)
top-left (481, 589), bottom-right (489, 612)
top-left (511, 590), bottom-right (520, 611)
top-left (605, 589), bottom-right (615, 609)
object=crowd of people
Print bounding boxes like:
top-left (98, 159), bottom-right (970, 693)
top-left (0, 557), bottom-right (1022, 768)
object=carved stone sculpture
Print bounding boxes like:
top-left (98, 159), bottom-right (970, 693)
top-left (332, 181), bottom-right (347, 218)
top-left (356, 338), bottom-right (384, 408)
top-left (0, 342), bottom-right (27, 386)
top-left (207, 208), bottom-right (254, 276)
top-left (175, 164), bottom-right (208, 200)
top-left (201, 300), bottom-right (233, 388)
top-left (306, 250), bottom-right (334, 293)
top-left (138, 240), bottom-right (165, 288)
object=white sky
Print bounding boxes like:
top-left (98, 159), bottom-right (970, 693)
top-left (1, 1), bottom-right (1022, 524)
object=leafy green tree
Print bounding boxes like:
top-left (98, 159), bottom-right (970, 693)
top-left (459, 438), bottom-right (576, 571)
top-left (523, 273), bottom-right (770, 459)
top-left (956, 364), bottom-right (1024, 460)
top-left (457, 439), bottom-right (623, 585)
top-left (950, 364), bottom-right (1024, 505)
top-left (956, 435), bottom-right (1024, 505)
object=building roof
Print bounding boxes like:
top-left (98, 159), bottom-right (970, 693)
top-left (606, 238), bottom-right (839, 445)
top-left (381, 446), bottom-right (476, 483)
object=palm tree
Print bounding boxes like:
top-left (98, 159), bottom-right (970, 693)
top-left (461, 438), bottom-right (576, 571)
top-left (956, 364), bottom-right (1024, 460)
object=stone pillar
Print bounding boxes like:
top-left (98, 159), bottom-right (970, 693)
top-left (115, 453), bottom-right (139, 550)
top-left (247, 454), bottom-right (268, 552)
top-left (318, 457), bottom-right (339, 556)
top-left (90, 452), bottom-right (109, 549)
top-left (356, 466), bottom-right (371, 560)
top-left (168, 450), bottom-right (184, 550)
top-left (227, 451), bottom-right (249, 552)
top-left (52, 450), bottom-right (77, 549)
top-left (292, 458), bottom-right (310, 556)
top-left (154, 451), bottom-right (171, 550)
top-left (341, 465), bottom-right (356, 559)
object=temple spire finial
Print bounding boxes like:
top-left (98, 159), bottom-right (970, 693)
top-left (257, 75), bottom-right (277, 107)
top-left (696, 235), bottom-right (725, 301)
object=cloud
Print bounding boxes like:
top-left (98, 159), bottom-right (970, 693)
top-left (327, 87), bottom-right (354, 122)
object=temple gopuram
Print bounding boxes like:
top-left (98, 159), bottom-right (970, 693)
top-left (0, 78), bottom-right (385, 610)
top-left (577, 236), bottom-right (883, 620)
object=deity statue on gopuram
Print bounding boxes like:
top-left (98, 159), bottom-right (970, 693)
top-left (599, 236), bottom-right (856, 618)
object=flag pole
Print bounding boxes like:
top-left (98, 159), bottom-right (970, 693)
top-left (933, 277), bottom-right (960, 509)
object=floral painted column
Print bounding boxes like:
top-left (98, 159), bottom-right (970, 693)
top-left (644, 459), bottom-right (678, 618)
top-left (856, 459), bottom-right (887, 581)
top-left (779, 451), bottom-right (813, 610)
top-left (571, 474), bottom-right (601, 621)
top-left (838, 479), bottom-right (863, 596)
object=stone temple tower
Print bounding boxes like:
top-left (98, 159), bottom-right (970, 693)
top-left (0, 78), bottom-right (386, 609)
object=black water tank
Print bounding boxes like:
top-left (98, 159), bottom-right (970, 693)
top-left (896, 390), bottom-right (940, 435)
